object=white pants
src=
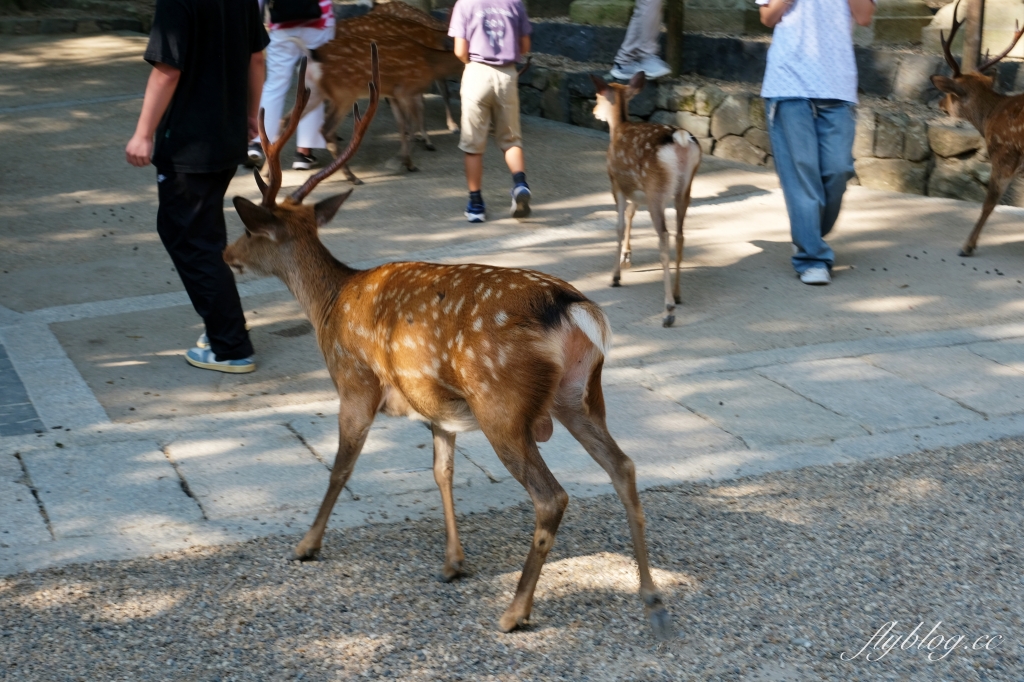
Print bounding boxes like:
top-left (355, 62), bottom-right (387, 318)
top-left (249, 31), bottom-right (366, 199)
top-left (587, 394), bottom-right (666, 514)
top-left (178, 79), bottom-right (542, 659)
top-left (254, 25), bottom-right (335, 150)
top-left (614, 0), bottom-right (663, 64)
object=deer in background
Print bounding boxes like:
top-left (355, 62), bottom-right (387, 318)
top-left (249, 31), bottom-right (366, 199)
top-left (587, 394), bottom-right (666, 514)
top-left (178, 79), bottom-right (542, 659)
top-left (290, 20), bottom-right (463, 182)
top-left (931, 0), bottom-right (1024, 257)
top-left (226, 48), bottom-right (672, 639)
top-left (591, 73), bottom-right (702, 327)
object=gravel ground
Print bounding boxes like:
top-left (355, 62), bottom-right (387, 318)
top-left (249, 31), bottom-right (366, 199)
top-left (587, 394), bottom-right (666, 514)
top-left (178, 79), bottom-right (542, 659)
top-left (2, 438), bottom-right (1023, 681)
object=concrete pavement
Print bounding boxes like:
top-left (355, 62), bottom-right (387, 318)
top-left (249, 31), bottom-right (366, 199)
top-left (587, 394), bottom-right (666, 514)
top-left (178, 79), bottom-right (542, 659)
top-left (3, 32), bottom-right (1024, 576)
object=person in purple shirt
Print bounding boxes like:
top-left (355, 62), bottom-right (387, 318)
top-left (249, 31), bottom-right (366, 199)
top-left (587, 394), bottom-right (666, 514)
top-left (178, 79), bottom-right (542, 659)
top-left (449, 0), bottom-right (532, 222)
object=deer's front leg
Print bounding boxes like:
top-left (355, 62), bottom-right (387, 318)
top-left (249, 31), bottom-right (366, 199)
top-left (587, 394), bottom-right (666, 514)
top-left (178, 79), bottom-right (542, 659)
top-left (622, 200), bottom-right (636, 269)
top-left (293, 389), bottom-right (379, 561)
top-left (612, 189), bottom-right (628, 287)
top-left (960, 170), bottom-right (1013, 257)
top-left (431, 425), bottom-right (465, 581)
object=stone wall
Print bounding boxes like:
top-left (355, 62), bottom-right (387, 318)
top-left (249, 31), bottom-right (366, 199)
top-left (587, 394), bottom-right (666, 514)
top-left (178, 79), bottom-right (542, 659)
top-left (512, 67), bottom-right (1024, 206)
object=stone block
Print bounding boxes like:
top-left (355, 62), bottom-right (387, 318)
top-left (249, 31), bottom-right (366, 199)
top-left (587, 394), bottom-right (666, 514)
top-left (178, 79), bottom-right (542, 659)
top-left (656, 82), bottom-right (698, 112)
top-left (650, 110), bottom-right (711, 137)
top-left (569, 0), bottom-right (635, 27)
top-left (855, 47), bottom-right (901, 97)
top-left (874, 111), bottom-right (909, 159)
top-left (541, 73), bottom-right (569, 123)
top-left (870, 0), bottom-right (933, 44)
top-left (571, 97), bottom-right (608, 131)
top-left (928, 158), bottom-right (987, 203)
top-left (904, 119), bottom-right (930, 162)
top-left (75, 20), bottom-right (100, 33)
top-left (713, 135), bottom-right (767, 166)
top-left (744, 127), bottom-right (771, 153)
top-left (710, 93), bottom-right (752, 139)
top-left (649, 110), bottom-right (676, 126)
top-left (695, 137), bottom-right (714, 155)
top-left (892, 54), bottom-right (945, 103)
top-left (39, 18), bottom-right (76, 33)
top-left (928, 122), bottom-right (983, 158)
top-left (695, 84), bottom-right (726, 116)
top-left (528, 66), bottom-right (550, 92)
top-left (854, 157), bottom-right (928, 195)
top-left (519, 86), bottom-right (543, 117)
top-left (852, 108), bottom-right (876, 160)
top-left (749, 96), bottom-right (766, 129)
top-left (627, 82), bottom-right (658, 118)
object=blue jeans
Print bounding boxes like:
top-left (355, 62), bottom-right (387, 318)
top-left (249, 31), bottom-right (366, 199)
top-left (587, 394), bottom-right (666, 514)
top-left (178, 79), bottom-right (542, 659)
top-left (767, 98), bottom-right (856, 273)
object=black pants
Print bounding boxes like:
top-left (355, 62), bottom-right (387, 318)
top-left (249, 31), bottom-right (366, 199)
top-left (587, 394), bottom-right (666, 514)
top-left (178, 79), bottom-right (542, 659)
top-left (156, 167), bottom-right (253, 361)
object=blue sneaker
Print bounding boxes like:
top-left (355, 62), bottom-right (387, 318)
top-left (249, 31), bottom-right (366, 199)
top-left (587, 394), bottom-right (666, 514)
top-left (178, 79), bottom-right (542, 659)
top-left (511, 183), bottom-right (531, 219)
top-left (465, 198), bottom-right (486, 223)
top-left (185, 347), bottom-right (256, 374)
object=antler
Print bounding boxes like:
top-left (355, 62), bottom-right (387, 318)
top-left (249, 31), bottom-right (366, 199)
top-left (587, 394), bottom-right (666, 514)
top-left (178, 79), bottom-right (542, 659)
top-left (256, 57), bottom-right (311, 207)
top-left (290, 43), bottom-right (381, 203)
top-left (940, 0), bottom-right (964, 77)
top-left (977, 20), bottom-right (1024, 73)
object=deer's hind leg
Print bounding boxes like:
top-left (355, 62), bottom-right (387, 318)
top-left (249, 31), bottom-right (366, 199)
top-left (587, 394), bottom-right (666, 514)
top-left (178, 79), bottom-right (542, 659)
top-left (552, 359), bottom-right (672, 640)
top-left (960, 158), bottom-right (1016, 256)
top-left (293, 382), bottom-right (381, 560)
top-left (672, 183), bottom-right (692, 306)
top-left (648, 197), bottom-right (675, 326)
top-left (472, 379), bottom-right (568, 632)
top-left (431, 424), bottom-right (465, 581)
top-left (611, 186), bottom-right (633, 287)
top-left (322, 96), bottom-right (364, 185)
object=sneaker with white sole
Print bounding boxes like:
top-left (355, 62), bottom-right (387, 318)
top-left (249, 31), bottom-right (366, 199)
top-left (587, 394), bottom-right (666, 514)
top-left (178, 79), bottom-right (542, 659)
top-left (510, 183), bottom-right (531, 219)
top-left (637, 55), bottom-right (672, 79)
top-left (799, 266), bottom-right (832, 285)
top-left (609, 61), bottom-right (641, 80)
top-left (247, 142), bottom-right (264, 167)
top-left (293, 152), bottom-right (316, 170)
top-left (465, 198), bottom-right (486, 223)
top-left (185, 347), bottom-right (256, 373)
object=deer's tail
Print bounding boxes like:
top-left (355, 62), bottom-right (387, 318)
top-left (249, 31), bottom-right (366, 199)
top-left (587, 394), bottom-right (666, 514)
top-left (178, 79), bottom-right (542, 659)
top-left (568, 301), bottom-right (613, 357)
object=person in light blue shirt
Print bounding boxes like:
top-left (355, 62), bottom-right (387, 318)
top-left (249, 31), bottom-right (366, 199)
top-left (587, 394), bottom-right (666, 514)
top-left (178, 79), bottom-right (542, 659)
top-left (758, 0), bottom-right (875, 285)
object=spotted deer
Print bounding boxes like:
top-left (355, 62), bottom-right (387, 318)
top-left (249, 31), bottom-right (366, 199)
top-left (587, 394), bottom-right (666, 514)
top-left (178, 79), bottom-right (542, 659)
top-left (931, 0), bottom-right (1024, 257)
top-left (292, 21), bottom-right (463, 182)
top-left (591, 73), bottom-right (702, 327)
top-left (226, 48), bottom-right (672, 639)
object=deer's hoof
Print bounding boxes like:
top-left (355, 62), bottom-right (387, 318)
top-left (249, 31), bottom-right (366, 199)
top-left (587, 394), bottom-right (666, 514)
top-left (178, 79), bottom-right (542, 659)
top-left (958, 247), bottom-right (974, 257)
top-left (348, 177), bottom-right (364, 186)
top-left (437, 561), bottom-right (464, 583)
top-left (498, 610), bottom-right (529, 633)
top-left (407, 164), bottom-right (420, 172)
top-left (647, 606), bottom-right (675, 641)
top-left (620, 252), bottom-right (632, 268)
top-left (673, 294), bottom-right (682, 305)
top-left (424, 142), bottom-right (436, 152)
top-left (291, 546), bottom-right (321, 562)
top-left (611, 277), bottom-right (621, 288)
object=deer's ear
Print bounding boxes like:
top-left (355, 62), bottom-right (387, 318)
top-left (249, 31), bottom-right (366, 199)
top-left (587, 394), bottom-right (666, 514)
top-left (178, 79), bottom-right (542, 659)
top-left (627, 71), bottom-right (646, 97)
top-left (232, 196), bottom-right (286, 241)
top-left (931, 75), bottom-right (965, 97)
top-left (590, 74), bottom-right (608, 94)
top-left (313, 190), bottom-right (354, 227)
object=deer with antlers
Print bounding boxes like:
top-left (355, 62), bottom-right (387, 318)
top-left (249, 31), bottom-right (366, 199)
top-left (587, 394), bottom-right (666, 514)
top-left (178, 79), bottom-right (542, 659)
top-left (225, 47), bottom-right (672, 639)
top-left (591, 72), bottom-right (702, 327)
top-left (931, 0), bottom-right (1024, 257)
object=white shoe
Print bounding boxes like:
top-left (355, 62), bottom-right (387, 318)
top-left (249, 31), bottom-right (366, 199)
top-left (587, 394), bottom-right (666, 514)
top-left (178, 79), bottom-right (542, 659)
top-left (609, 61), bottom-right (641, 80)
top-left (799, 266), bottom-right (832, 285)
top-left (638, 55), bottom-right (672, 79)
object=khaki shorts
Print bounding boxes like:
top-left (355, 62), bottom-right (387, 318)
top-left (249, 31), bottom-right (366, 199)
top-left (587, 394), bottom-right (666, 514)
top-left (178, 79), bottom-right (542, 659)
top-left (458, 61), bottom-right (522, 154)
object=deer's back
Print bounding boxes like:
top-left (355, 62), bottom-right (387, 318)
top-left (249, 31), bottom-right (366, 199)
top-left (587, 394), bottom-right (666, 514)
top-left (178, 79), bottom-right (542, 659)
top-left (337, 13), bottom-right (447, 50)
top-left (987, 94), bottom-right (1024, 156)
top-left (609, 122), bottom-right (698, 197)
top-left (371, 0), bottom-right (448, 31)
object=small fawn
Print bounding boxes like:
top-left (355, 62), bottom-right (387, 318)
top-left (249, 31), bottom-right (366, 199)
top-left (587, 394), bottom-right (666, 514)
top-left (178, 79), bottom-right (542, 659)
top-left (592, 72), bottom-right (702, 327)
top-left (225, 49), bottom-right (672, 639)
top-left (931, 0), bottom-right (1024, 257)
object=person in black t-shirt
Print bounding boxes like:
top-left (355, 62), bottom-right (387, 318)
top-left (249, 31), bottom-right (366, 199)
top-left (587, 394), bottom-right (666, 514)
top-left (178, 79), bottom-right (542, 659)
top-left (126, 0), bottom-right (270, 374)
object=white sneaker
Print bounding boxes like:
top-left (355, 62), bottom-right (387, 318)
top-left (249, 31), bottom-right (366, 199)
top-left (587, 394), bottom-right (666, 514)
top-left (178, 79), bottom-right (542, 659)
top-left (196, 332), bottom-right (209, 349)
top-left (609, 61), bottom-right (641, 80)
top-left (185, 347), bottom-right (256, 374)
top-left (799, 266), bottom-right (832, 285)
top-left (638, 55), bottom-right (672, 79)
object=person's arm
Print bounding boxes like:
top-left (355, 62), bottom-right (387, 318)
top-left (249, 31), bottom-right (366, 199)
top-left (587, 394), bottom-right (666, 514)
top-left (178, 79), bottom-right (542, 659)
top-left (454, 37), bottom-right (470, 64)
top-left (848, 0), bottom-right (874, 27)
top-left (248, 50), bottom-right (266, 141)
top-left (519, 35), bottom-right (530, 56)
top-left (759, 0), bottom-right (791, 28)
top-left (125, 62), bottom-right (181, 167)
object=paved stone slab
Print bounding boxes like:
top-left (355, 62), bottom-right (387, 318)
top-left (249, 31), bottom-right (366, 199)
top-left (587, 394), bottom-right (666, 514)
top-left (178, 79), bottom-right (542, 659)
top-left (654, 370), bottom-right (868, 448)
top-left (19, 440), bottom-right (202, 540)
top-left (0, 452), bottom-right (50, 548)
top-left (165, 423), bottom-right (331, 524)
top-left (865, 346), bottom-right (1024, 417)
top-left (966, 337), bottom-right (1024, 374)
top-left (757, 357), bottom-right (978, 434)
top-left (0, 343), bottom-right (44, 436)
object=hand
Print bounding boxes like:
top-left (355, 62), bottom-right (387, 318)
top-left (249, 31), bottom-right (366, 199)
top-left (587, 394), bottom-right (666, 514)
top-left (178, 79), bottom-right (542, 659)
top-left (125, 133), bottom-right (153, 167)
top-left (248, 115), bottom-right (260, 143)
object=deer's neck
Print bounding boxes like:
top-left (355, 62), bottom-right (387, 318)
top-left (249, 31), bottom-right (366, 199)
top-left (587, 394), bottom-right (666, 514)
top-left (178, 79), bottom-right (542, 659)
top-left (278, 242), bottom-right (357, 332)
top-left (966, 88), bottom-right (1007, 135)
top-left (606, 95), bottom-right (630, 139)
